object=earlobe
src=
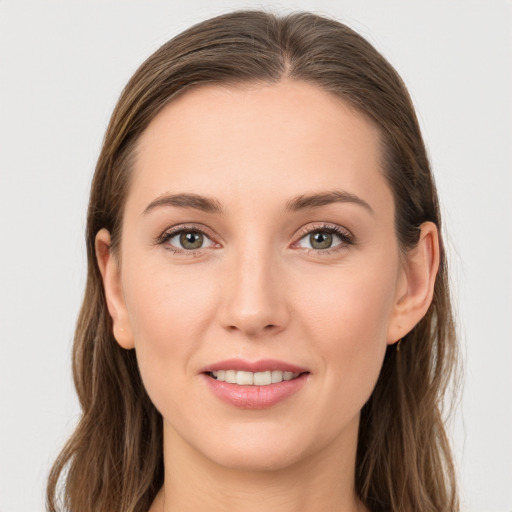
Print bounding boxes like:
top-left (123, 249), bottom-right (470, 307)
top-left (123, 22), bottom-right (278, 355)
top-left (387, 222), bottom-right (440, 345)
top-left (95, 229), bottom-right (135, 350)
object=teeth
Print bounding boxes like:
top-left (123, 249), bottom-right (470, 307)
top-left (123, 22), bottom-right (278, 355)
top-left (210, 369), bottom-right (300, 385)
top-left (253, 371), bottom-right (271, 386)
top-left (236, 371), bottom-right (254, 385)
top-left (225, 370), bottom-right (236, 384)
top-left (271, 370), bottom-right (282, 383)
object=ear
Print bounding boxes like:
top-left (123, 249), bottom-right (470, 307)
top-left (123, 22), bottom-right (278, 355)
top-left (95, 228), bottom-right (135, 350)
top-left (387, 221), bottom-right (440, 345)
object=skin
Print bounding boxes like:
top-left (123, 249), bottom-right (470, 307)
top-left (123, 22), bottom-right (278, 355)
top-left (96, 80), bottom-right (439, 512)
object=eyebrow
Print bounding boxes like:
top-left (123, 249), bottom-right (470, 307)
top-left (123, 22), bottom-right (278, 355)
top-left (143, 193), bottom-right (224, 215)
top-left (285, 189), bottom-right (374, 215)
top-left (142, 189), bottom-right (374, 216)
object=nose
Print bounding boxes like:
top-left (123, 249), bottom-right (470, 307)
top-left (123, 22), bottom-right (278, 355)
top-left (217, 244), bottom-right (290, 338)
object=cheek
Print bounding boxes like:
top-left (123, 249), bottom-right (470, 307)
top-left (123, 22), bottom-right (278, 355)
top-left (125, 257), bottom-right (215, 342)
top-left (301, 258), bottom-right (397, 347)
top-left (122, 261), bottom-right (217, 412)
top-left (299, 262), bottom-right (397, 418)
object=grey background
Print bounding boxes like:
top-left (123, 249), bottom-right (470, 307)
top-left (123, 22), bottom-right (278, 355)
top-left (1, 1), bottom-right (511, 511)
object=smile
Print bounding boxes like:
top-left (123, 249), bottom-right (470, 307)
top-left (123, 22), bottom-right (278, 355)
top-left (208, 370), bottom-right (301, 386)
top-left (201, 359), bottom-right (310, 409)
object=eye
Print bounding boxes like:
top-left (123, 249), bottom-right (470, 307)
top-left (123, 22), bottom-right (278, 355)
top-left (169, 230), bottom-right (213, 250)
top-left (301, 231), bottom-right (338, 250)
top-left (157, 225), bottom-right (217, 254)
top-left (294, 223), bottom-right (354, 254)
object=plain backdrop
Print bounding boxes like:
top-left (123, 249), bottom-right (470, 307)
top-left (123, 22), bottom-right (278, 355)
top-left (0, 1), bottom-right (511, 511)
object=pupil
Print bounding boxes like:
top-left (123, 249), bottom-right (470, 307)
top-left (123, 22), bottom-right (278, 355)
top-left (180, 231), bottom-right (203, 249)
top-left (311, 232), bottom-right (332, 249)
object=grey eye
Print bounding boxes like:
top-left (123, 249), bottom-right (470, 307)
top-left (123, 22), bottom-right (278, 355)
top-left (181, 231), bottom-right (203, 249)
top-left (168, 230), bottom-right (214, 250)
top-left (297, 229), bottom-right (345, 251)
top-left (309, 232), bottom-right (333, 250)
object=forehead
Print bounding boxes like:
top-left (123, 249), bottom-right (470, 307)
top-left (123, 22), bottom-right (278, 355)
top-left (128, 80), bottom-right (391, 216)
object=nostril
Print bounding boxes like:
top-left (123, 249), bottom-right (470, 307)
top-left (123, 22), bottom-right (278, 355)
top-left (225, 323), bottom-right (277, 336)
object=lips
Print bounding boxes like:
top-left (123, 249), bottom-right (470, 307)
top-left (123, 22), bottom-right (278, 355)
top-left (201, 359), bottom-right (310, 409)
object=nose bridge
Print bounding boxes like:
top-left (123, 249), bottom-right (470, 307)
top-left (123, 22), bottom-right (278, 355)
top-left (219, 232), bottom-right (288, 337)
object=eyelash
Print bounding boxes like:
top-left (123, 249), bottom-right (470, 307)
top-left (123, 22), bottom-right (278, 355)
top-left (155, 224), bottom-right (219, 258)
top-left (155, 222), bottom-right (355, 258)
top-left (295, 223), bottom-right (355, 256)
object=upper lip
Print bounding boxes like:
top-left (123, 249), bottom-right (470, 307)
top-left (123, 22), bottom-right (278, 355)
top-left (200, 358), bottom-right (309, 374)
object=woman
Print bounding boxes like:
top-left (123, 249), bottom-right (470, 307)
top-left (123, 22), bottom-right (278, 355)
top-left (47, 10), bottom-right (459, 512)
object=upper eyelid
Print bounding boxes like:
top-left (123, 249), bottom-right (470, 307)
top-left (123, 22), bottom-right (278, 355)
top-left (296, 222), bottom-right (352, 238)
top-left (158, 223), bottom-right (217, 242)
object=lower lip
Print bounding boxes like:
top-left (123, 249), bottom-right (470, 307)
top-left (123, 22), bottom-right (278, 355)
top-left (202, 373), bottom-right (309, 409)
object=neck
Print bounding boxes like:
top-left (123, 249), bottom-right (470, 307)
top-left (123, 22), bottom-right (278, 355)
top-left (151, 417), bottom-right (367, 512)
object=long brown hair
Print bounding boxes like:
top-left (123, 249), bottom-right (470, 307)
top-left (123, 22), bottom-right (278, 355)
top-left (47, 10), bottom-right (459, 512)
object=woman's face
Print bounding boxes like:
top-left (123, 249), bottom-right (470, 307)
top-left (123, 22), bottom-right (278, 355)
top-left (103, 80), bottom-right (410, 471)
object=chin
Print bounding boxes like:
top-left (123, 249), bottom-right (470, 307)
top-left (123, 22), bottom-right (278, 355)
top-left (206, 440), bottom-right (308, 473)
top-left (183, 420), bottom-right (328, 474)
